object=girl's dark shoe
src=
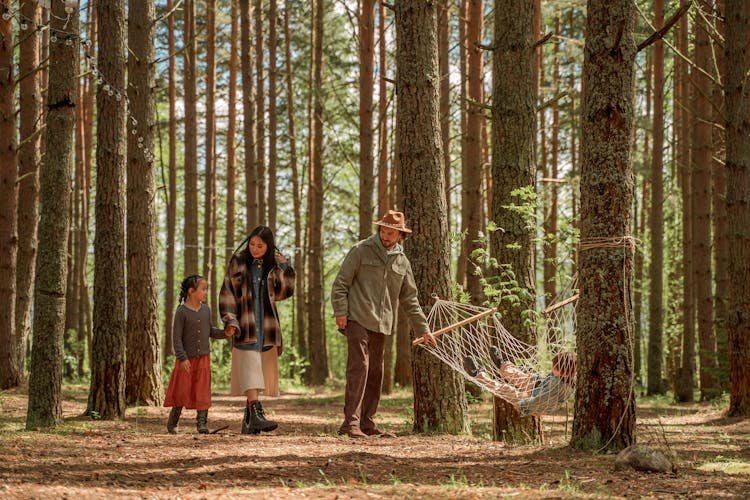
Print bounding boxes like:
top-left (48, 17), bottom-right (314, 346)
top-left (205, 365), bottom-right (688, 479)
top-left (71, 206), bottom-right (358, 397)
top-left (196, 410), bottom-right (209, 434)
top-left (167, 406), bottom-right (182, 434)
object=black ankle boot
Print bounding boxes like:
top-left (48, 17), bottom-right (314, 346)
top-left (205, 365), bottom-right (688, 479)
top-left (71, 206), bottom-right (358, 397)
top-left (241, 406), bottom-right (258, 435)
top-left (196, 410), bottom-right (209, 434)
top-left (245, 401), bottom-right (277, 433)
top-left (167, 406), bottom-right (182, 434)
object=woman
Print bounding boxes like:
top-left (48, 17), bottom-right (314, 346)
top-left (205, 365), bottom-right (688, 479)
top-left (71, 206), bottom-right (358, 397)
top-left (220, 225), bottom-right (295, 434)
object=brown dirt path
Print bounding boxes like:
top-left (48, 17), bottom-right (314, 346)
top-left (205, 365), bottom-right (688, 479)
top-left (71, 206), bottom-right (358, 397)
top-left (1, 385), bottom-right (748, 498)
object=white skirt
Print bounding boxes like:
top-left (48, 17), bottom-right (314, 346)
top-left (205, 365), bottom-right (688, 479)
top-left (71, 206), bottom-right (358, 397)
top-left (230, 348), bottom-right (265, 395)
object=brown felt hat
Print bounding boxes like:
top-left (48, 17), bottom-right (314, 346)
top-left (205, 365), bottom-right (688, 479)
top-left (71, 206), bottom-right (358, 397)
top-left (374, 210), bottom-right (412, 233)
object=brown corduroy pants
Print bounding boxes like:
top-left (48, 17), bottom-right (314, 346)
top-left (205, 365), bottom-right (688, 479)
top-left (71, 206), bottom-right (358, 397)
top-left (340, 321), bottom-right (386, 432)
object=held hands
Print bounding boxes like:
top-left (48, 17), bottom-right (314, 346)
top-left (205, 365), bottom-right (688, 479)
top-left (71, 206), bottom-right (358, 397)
top-left (422, 332), bottom-right (437, 347)
top-left (180, 359), bottom-right (191, 373)
top-left (225, 325), bottom-right (237, 337)
top-left (335, 315), bottom-right (347, 330)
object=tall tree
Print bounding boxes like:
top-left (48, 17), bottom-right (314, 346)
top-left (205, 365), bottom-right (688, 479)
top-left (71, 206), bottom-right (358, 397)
top-left (307, 0), bottom-right (328, 384)
top-left (241, 0), bottom-right (258, 228)
top-left (491, 0), bottom-right (540, 444)
top-left (691, 0), bottom-right (718, 400)
top-left (126, 0), bottom-right (162, 406)
top-left (0, 0), bottom-right (19, 389)
top-left (25, 0), bottom-right (77, 427)
top-left (184, 0), bottom-right (199, 274)
top-left (647, 0), bottom-right (666, 396)
top-left (255, 0), bottom-right (266, 222)
top-left (438, 0), bottom-right (451, 225)
top-left (89, 0), bottom-right (127, 419)
top-left (396, 0), bottom-right (469, 434)
top-left (226, 0), bottom-right (239, 265)
top-left (14, 0), bottom-right (42, 386)
top-left (675, 0), bottom-right (694, 402)
top-left (164, 0), bottom-right (177, 358)
top-left (268, 0), bottom-right (278, 232)
top-left (460, 0), bottom-right (483, 303)
top-left (358, 0), bottom-right (375, 240)
top-left (543, 14), bottom-right (560, 306)
top-left (571, 0), bottom-right (636, 451)
top-left (724, 0), bottom-right (750, 416)
top-left (203, 0), bottom-right (219, 319)
top-left (283, 0), bottom-right (306, 363)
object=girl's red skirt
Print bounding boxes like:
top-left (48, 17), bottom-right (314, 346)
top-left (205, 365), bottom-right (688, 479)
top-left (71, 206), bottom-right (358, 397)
top-left (164, 354), bottom-right (212, 410)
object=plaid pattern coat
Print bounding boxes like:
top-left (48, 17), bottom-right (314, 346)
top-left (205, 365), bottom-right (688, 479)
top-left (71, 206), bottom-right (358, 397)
top-left (219, 251), bottom-right (295, 353)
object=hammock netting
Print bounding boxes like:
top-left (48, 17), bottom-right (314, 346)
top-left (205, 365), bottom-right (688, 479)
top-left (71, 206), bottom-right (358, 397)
top-left (416, 295), bottom-right (577, 416)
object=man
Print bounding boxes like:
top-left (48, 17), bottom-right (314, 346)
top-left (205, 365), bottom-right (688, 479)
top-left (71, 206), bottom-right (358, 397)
top-left (331, 209), bottom-right (436, 439)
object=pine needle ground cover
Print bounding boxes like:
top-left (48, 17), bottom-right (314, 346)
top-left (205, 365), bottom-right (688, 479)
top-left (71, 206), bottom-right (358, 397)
top-left (1, 385), bottom-right (748, 498)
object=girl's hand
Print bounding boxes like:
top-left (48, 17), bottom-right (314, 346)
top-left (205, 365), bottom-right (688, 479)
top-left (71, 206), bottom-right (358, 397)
top-left (180, 359), bottom-right (191, 373)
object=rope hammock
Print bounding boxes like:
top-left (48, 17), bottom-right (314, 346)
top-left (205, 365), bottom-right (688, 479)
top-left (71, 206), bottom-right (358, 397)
top-left (413, 294), bottom-right (578, 416)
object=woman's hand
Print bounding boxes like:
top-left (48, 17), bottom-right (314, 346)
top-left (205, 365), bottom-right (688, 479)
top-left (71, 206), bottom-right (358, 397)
top-left (275, 250), bottom-right (287, 265)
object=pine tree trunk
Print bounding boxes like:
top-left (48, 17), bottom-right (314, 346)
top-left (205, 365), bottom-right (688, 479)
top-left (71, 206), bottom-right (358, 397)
top-left (25, 0), bottom-right (77, 427)
top-left (283, 0), bottom-right (306, 363)
top-left (13, 0), bottom-right (42, 387)
top-left (358, 0), bottom-right (375, 240)
top-left (647, 0), bottom-right (666, 396)
top-left (724, 0), bottom-right (750, 417)
top-left (241, 0), bottom-right (258, 229)
top-left (268, 0), bottom-right (278, 232)
top-left (164, 0), bottom-right (177, 358)
top-left (490, 0), bottom-right (540, 444)
top-left (571, 0), bottom-right (636, 452)
top-left (255, 0), bottom-right (266, 222)
top-left (126, 0), bottom-right (162, 407)
top-left (461, 0), bottom-right (483, 304)
top-left (438, 0), bottom-right (451, 226)
top-left (675, 0), bottom-right (694, 402)
top-left (203, 0), bottom-right (218, 320)
top-left (89, 0), bottom-right (127, 419)
top-left (0, 0), bottom-right (19, 389)
top-left (307, 0), bottom-right (328, 385)
top-left (226, 0), bottom-right (239, 265)
top-left (691, 0), bottom-right (718, 400)
top-left (543, 15), bottom-right (560, 307)
top-left (183, 0), bottom-right (199, 274)
top-left (396, 0), bottom-right (468, 434)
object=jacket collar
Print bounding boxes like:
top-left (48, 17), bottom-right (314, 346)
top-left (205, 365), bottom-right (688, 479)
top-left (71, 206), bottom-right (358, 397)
top-left (366, 233), bottom-right (403, 261)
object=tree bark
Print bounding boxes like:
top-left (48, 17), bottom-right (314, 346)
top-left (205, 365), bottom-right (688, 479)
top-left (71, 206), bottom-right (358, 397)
top-left (126, 0), bottom-right (162, 407)
top-left (255, 0), bottom-right (266, 222)
top-left (183, 0), bottom-right (199, 275)
top-left (396, 0), bottom-right (469, 434)
top-left (164, 0), bottom-right (177, 358)
top-left (491, 0), bottom-right (540, 444)
top-left (647, 0), bottom-right (666, 396)
top-left (307, 0), bottom-right (328, 385)
top-left (25, 0), bottom-right (77, 427)
top-left (226, 0), bottom-right (239, 266)
top-left (89, 0), bottom-right (127, 419)
top-left (14, 0), bottom-right (42, 388)
top-left (241, 0), bottom-right (258, 229)
top-left (358, 0), bottom-right (376, 240)
top-left (724, 0), bottom-right (750, 417)
top-left (438, 0), bottom-right (451, 227)
top-left (0, 0), bottom-right (19, 389)
top-left (203, 0), bottom-right (218, 321)
top-left (268, 0), bottom-right (278, 232)
top-left (691, 0), bottom-right (718, 401)
top-left (571, 0), bottom-right (637, 452)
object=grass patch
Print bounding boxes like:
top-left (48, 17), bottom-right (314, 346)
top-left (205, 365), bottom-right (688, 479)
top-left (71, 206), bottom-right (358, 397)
top-left (697, 456), bottom-right (750, 475)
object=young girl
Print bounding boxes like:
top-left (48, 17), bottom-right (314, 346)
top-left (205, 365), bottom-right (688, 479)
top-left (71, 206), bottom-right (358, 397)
top-left (220, 226), bottom-right (295, 434)
top-left (164, 275), bottom-right (232, 434)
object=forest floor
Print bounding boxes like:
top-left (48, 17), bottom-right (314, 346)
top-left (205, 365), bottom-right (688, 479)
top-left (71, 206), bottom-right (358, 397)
top-left (1, 383), bottom-right (749, 499)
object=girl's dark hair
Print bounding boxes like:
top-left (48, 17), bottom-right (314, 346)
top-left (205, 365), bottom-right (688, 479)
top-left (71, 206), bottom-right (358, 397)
top-left (237, 225), bottom-right (276, 276)
top-left (179, 274), bottom-right (204, 304)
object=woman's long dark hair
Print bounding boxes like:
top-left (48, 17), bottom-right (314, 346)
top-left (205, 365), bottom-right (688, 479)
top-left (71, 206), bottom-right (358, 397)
top-left (236, 225), bottom-right (276, 277)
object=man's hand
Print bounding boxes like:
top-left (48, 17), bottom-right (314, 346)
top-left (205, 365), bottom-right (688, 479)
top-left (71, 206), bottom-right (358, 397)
top-left (180, 359), bottom-right (191, 373)
top-left (335, 315), bottom-right (347, 330)
top-left (421, 332), bottom-right (437, 347)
